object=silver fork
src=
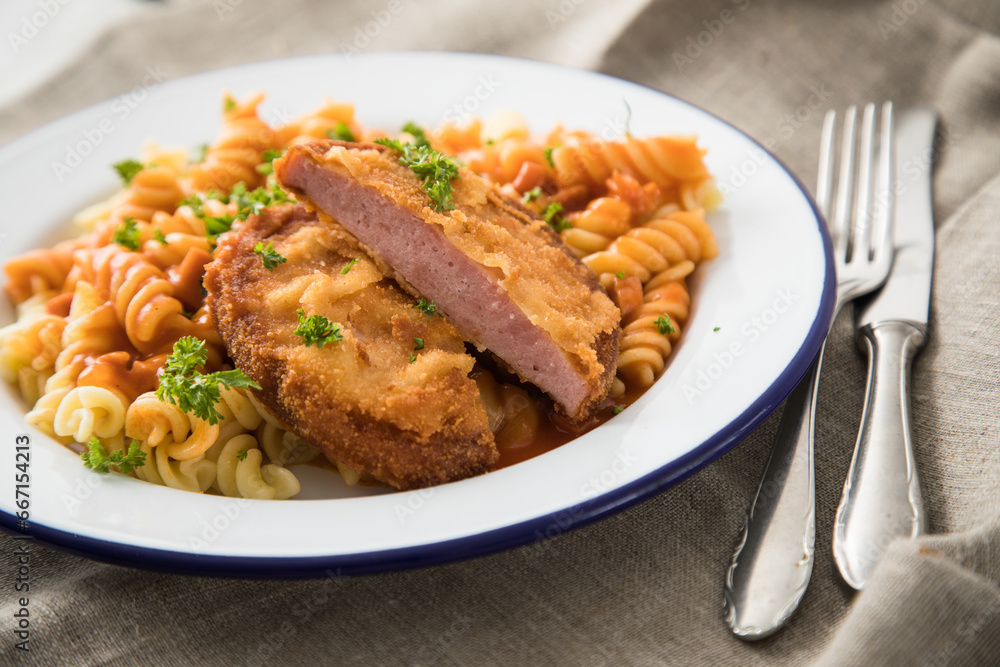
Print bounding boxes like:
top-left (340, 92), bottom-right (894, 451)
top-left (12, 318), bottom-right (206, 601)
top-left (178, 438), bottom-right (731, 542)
top-left (723, 103), bottom-right (896, 640)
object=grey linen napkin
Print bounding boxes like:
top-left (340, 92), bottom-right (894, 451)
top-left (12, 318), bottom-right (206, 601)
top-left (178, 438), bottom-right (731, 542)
top-left (1, 1), bottom-right (999, 665)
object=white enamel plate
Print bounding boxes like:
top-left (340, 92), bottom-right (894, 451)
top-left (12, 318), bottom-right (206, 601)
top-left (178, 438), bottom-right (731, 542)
top-left (0, 53), bottom-right (834, 576)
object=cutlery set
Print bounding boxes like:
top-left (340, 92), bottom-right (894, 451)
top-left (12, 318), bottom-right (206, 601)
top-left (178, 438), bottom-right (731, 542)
top-left (724, 104), bottom-right (938, 638)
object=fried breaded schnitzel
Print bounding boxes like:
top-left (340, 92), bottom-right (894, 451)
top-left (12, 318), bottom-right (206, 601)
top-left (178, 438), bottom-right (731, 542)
top-left (275, 140), bottom-right (621, 422)
top-left (205, 204), bottom-right (498, 490)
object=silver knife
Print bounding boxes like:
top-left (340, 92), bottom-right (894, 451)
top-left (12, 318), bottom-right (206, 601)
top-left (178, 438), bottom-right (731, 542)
top-left (832, 108), bottom-right (937, 590)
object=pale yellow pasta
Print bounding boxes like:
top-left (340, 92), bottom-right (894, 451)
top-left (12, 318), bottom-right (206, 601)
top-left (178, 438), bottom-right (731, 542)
top-left (257, 421), bottom-right (317, 467)
top-left (25, 386), bottom-right (72, 441)
top-left (136, 441), bottom-right (216, 493)
top-left (51, 385), bottom-right (128, 443)
top-left (215, 434), bottom-right (300, 500)
top-left (124, 391), bottom-right (221, 461)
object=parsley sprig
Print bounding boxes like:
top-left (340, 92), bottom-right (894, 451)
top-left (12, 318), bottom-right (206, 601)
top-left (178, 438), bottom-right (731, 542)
top-left (112, 217), bottom-right (141, 251)
top-left (255, 148), bottom-right (286, 175)
top-left (654, 314), bottom-right (676, 335)
top-left (374, 123), bottom-right (460, 212)
top-left (81, 438), bottom-right (147, 474)
top-left (542, 202), bottom-right (571, 232)
top-left (413, 299), bottom-right (442, 317)
top-left (254, 241), bottom-right (287, 271)
top-left (231, 182), bottom-right (291, 221)
top-left (326, 121), bottom-right (357, 142)
top-left (155, 336), bottom-right (261, 425)
top-left (113, 159), bottom-right (144, 185)
top-left (293, 310), bottom-right (344, 349)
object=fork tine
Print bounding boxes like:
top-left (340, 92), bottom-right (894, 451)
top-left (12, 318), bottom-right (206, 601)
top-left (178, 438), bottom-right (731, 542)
top-left (832, 106), bottom-right (858, 254)
top-left (816, 110), bottom-right (837, 222)
top-left (871, 102), bottom-right (895, 269)
top-left (851, 103), bottom-right (877, 262)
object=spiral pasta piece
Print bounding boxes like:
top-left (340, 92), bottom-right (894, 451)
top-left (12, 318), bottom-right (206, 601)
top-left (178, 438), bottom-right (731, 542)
top-left (560, 197), bottom-right (634, 258)
top-left (551, 135), bottom-right (712, 200)
top-left (135, 441), bottom-right (216, 493)
top-left (617, 280), bottom-right (691, 389)
top-left (51, 385), bottom-right (128, 443)
top-left (3, 240), bottom-right (80, 305)
top-left (279, 98), bottom-right (362, 146)
top-left (214, 434), bottom-right (300, 499)
top-left (109, 165), bottom-right (184, 224)
top-left (188, 92), bottom-right (277, 193)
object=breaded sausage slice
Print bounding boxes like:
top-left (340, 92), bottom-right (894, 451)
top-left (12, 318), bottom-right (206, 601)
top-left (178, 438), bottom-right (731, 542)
top-left (205, 204), bottom-right (497, 490)
top-left (275, 141), bottom-right (621, 422)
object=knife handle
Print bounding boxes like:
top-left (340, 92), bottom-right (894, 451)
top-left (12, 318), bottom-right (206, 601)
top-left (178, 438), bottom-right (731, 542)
top-left (833, 320), bottom-right (927, 590)
top-left (724, 353), bottom-right (820, 639)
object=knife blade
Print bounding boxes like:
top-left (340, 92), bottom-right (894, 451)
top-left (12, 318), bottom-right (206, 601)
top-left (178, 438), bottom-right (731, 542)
top-left (832, 107), bottom-right (937, 590)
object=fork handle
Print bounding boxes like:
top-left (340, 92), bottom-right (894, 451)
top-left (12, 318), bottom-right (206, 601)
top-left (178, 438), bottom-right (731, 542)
top-left (724, 353), bottom-right (821, 640)
top-left (833, 320), bottom-right (927, 589)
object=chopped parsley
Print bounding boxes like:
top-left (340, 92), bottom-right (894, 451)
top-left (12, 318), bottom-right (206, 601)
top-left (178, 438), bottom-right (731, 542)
top-left (255, 148), bottom-right (285, 175)
top-left (409, 353), bottom-right (417, 364)
top-left (231, 182), bottom-right (292, 221)
top-left (612, 406), bottom-right (624, 415)
top-left (112, 217), bottom-right (141, 251)
top-left (155, 336), bottom-right (261, 426)
top-left (413, 299), bottom-right (442, 317)
top-left (153, 229), bottom-right (168, 244)
top-left (615, 271), bottom-right (626, 279)
top-left (713, 326), bottom-right (720, 332)
top-left (543, 146), bottom-right (558, 168)
top-left (327, 121), bottom-right (357, 142)
top-left (402, 122), bottom-right (431, 147)
top-left (654, 314), bottom-right (676, 335)
top-left (113, 159), bottom-right (144, 185)
top-left (522, 186), bottom-right (542, 204)
top-left (374, 126), bottom-right (461, 212)
top-left (293, 309), bottom-right (343, 349)
top-left (223, 95), bottom-right (236, 112)
top-left (254, 241), bottom-right (287, 271)
top-left (542, 202), bottom-right (571, 231)
top-left (191, 143), bottom-right (209, 164)
top-left (413, 338), bottom-right (425, 350)
top-left (203, 215), bottom-right (235, 238)
top-left (236, 450), bottom-right (248, 461)
top-left (341, 257), bottom-right (360, 275)
top-left (81, 438), bottom-right (147, 474)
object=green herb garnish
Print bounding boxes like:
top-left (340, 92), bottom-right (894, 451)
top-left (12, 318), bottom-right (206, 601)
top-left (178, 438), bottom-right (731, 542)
top-left (113, 159), bottom-right (144, 185)
top-left (543, 146), bottom-right (558, 168)
top-left (293, 309), bottom-right (344, 349)
top-left (414, 338), bottom-right (424, 350)
top-left (374, 128), bottom-right (461, 212)
top-left (203, 215), bottom-right (235, 238)
top-left (612, 406), bottom-right (624, 415)
top-left (231, 182), bottom-right (291, 221)
top-left (155, 336), bottom-right (261, 425)
top-left (153, 229), bottom-right (168, 244)
top-left (255, 148), bottom-right (285, 175)
top-left (223, 95), bottom-right (236, 112)
top-left (254, 241), bottom-right (287, 271)
top-left (341, 257), bottom-right (360, 275)
top-left (236, 450), bottom-right (248, 461)
top-left (522, 186), bottom-right (542, 204)
top-left (542, 202), bottom-right (571, 231)
top-left (81, 438), bottom-right (147, 474)
top-left (615, 271), bottom-right (626, 279)
top-left (654, 314), bottom-right (676, 335)
top-left (191, 143), bottom-right (209, 164)
top-left (413, 299), bottom-right (442, 317)
top-left (112, 217), bottom-right (141, 251)
top-left (327, 121), bottom-right (357, 142)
